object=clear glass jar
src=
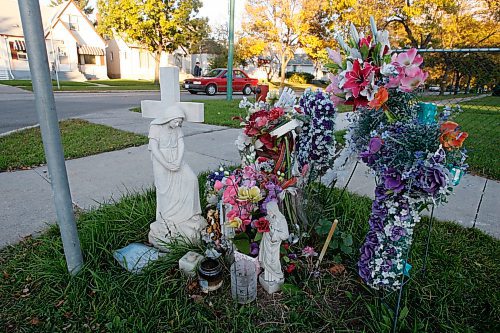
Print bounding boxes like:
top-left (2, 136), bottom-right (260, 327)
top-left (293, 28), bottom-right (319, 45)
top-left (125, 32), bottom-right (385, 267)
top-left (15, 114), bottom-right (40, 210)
top-left (231, 259), bottom-right (257, 304)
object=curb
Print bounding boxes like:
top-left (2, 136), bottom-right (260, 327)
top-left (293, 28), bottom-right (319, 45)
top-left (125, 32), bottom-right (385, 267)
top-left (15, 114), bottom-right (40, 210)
top-left (0, 124), bottom-right (40, 138)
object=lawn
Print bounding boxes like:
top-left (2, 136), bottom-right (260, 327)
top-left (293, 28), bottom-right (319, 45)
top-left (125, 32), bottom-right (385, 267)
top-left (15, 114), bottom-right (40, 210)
top-left (419, 93), bottom-right (485, 102)
top-left (131, 99), bottom-right (246, 128)
top-left (452, 96), bottom-right (500, 180)
top-left (0, 180), bottom-right (498, 332)
top-left (1, 79), bottom-right (160, 91)
top-left (0, 119), bottom-right (148, 171)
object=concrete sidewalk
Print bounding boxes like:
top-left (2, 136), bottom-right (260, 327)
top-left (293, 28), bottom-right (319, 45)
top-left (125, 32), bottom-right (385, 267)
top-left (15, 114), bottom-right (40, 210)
top-left (0, 108), bottom-right (498, 248)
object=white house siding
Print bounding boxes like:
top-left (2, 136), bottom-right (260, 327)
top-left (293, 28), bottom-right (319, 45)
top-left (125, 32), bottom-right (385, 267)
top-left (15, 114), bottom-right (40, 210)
top-left (106, 36), bottom-right (196, 81)
top-left (56, 3), bottom-right (107, 79)
top-left (0, 1), bottom-right (107, 80)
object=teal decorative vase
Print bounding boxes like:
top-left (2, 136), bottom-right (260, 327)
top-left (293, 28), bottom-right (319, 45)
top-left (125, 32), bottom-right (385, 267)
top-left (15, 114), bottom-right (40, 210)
top-left (417, 102), bottom-right (437, 124)
top-left (449, 166), bottom-right (464, 186)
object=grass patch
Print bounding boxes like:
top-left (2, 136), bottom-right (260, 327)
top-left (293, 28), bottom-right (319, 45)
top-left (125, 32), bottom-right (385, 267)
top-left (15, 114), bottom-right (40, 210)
top-left (91, 79), bottom-right (158, 87)
top-left (419, 93), bottom-right (485, 102)
top-left (0, 182), bottom-right (498, 332)
top-left (0, 119), bottom-right (148, 171)
top-left (268, 81), bottom-right (327, 91)
top-left (453, 96), bottom-right (500, 180)
top-left (130, 100), bottom-right (246, 128)
top-left (1, 79), bottom-right (160, 91)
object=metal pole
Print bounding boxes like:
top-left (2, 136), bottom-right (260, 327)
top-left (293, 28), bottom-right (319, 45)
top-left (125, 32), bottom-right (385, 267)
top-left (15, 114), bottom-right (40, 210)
top-left (226, 0), bottom-right (235, 101)
top-left (18, 0), bottom-right (83, 275)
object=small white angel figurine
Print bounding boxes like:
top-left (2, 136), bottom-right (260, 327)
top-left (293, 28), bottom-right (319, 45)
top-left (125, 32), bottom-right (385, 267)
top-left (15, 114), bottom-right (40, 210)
top-left (258, 200), bottom-right (289, 293)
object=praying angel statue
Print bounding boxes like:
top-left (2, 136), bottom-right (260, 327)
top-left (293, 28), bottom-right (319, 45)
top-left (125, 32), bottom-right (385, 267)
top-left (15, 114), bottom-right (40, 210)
top-left (141, 67), bottom-right (206, 250)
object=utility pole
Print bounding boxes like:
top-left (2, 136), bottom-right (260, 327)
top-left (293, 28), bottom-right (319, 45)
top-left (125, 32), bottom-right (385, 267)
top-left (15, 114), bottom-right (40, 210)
top-left (226, 0), bottom-right (235, 101)
top-left (18, 0), bottom-right (83, 275)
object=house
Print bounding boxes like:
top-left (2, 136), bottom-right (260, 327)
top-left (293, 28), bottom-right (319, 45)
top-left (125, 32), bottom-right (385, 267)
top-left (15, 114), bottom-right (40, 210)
top-left (106, 36), bottom-right (212, 81)
top-left (286, 51), bottom-right (327, 80)
top-left (0, 0), bottom-right (107, 80)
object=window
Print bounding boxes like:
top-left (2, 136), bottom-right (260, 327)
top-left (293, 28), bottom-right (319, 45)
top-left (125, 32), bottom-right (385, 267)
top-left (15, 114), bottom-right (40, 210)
top-left (79, 54), bottom-right (96, 65)
top-left (293, 65), bottom-right (297, 72)
top-left (9, 41), bottom-right (27, 61)
top-left (68, 15), bottom-right (79, 30)
top-left (110, 51), bottom-right (114, 61)
top-left (234, 70), bottom-right (246, 78)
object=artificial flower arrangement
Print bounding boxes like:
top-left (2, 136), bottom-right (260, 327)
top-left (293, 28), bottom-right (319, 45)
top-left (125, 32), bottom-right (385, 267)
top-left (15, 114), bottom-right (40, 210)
top-left (324, 18), bottom-right (468, 290)
top-left (202, 88), bottom-right (339, 279)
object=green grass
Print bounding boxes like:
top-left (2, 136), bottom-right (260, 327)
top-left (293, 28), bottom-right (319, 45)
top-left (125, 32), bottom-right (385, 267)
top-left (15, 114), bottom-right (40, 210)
top-left (91, 79), bottom-right (158, 87)
top-left (453, 96), bottom-right (500, 180)
top-left (0, 119), bottom-right (148, 171)
top-left (0, 182), bottom-right (498, 332)
top-left (268, 81), bottom-right (327, 91)
top-left (419, 93), bottom-right (484, 102)
top-left (1, 80), bottom-right (93, 87)
top-left (1, 79), bottom-right (160, 91)
top-left (130, 100), bottom-right (245, 128)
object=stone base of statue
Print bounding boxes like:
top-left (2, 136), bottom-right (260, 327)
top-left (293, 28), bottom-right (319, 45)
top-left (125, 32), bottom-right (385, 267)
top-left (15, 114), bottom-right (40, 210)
top-left (148, 215), bottom-right (207, 252)
top-left (259, 273), bottom-right (284, 294)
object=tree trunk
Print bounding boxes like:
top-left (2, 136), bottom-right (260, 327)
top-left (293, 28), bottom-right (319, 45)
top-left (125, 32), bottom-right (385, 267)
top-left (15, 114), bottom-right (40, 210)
top-left (465, 74), bottom-right (471, 94)
top-left (279, 54), bottom-right (288, 89)
top-left (453, 71), bottom-right (461, 95)
top-left (154, 53), bottom-right (160, 84)
top-left (154, 46), bottom-right (163, 84)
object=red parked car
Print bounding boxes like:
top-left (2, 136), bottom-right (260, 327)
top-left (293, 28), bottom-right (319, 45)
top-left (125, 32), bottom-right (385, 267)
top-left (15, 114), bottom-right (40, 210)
top-left (184, 68), bottom-right (258, 96)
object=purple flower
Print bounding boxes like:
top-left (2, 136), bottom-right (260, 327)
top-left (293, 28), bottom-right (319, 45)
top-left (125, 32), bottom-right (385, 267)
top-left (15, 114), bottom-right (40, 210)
top-left (390, 226), bottom-right (406, 241)
top-left (360, 137), bottom-right (383, 165)
top-left (250, 242), bottom-right (259, 256)
top-left (381, 259), bottom-right (393, 272)
top-left (374, 185), bottom-right (389, 201)
top-left (288, 253), bottom-right (298, 260)
top-left (417, 166), bottom-right (447, 195)
top-left (383, 168), bottom-right (405, 193)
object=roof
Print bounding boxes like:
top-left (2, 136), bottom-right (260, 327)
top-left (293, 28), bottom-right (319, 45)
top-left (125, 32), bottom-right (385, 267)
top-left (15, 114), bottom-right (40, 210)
top-left (288, 53), bottom-right (314, 66)
top-left (0, 0), bottom-right (65, 36)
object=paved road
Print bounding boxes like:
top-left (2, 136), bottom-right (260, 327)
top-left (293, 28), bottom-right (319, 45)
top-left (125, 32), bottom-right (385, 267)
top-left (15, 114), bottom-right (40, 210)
top-left (0, 85), bottom-right (245, 134)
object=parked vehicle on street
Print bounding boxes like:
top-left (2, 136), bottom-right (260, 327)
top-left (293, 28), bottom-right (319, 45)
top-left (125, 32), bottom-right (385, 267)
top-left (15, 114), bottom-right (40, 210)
top-left (428, 85), bottom-right (440, 92)
top-left (183, 68), bottom-right (259, 96)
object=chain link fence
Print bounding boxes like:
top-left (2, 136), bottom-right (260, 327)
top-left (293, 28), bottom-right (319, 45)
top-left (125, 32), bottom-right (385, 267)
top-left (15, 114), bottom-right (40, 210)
top-left (409, 48), bottom-right (500, 180)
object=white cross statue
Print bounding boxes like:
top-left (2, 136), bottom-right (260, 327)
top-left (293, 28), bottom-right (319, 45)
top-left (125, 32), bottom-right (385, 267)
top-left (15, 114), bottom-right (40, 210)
top-left (141, 66), bottom-right (204, 122)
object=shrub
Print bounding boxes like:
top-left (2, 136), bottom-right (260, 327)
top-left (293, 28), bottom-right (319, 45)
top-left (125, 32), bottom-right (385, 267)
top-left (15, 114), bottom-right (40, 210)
top-left (286, 71), bottom-right (315, 84)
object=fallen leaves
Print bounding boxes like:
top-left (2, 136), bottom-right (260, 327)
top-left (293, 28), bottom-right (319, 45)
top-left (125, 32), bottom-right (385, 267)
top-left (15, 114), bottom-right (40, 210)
top-left (328, 263), bottom-right (346, 276)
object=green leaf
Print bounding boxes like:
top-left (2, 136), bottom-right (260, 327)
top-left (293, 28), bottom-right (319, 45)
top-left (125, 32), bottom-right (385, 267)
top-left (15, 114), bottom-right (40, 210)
top-left (315, 219), bottom-right (331, 236)
top-left (343, 234), bottom-right (353, 246)
top-left (254, 232), bottom-right (263, 242)
top-left (340, 244), bottom-right (352, 254)
top-left (233, 233), bottom-right (250, 254)
top-left (283, 256), bottom-right (290, 263)
top-left (399, 306), bottom-right (410, 322)
top-left (281, 283), bottom-right (301, 295)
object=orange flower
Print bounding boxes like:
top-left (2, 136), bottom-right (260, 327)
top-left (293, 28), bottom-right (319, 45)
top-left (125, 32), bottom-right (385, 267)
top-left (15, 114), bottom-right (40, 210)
top-left (368, 87), bottom-right (389, 110)
top-left (440, 121), bottom-right (468, 150)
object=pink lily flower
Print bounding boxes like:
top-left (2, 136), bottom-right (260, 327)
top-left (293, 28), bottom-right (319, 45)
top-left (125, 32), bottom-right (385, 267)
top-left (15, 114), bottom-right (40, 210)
top-left (326, 74), bottom-right (347, 106)
top-left (392, 48), bottom-right (423, 67)
top-left (400, 70), bottom-right (428, 92)
top-left (343, 60), bottom-right (374, 98)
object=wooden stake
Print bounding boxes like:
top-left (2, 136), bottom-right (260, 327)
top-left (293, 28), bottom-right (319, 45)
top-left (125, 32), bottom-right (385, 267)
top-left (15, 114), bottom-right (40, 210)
top-left (316, 219), bottom-right (339, 268)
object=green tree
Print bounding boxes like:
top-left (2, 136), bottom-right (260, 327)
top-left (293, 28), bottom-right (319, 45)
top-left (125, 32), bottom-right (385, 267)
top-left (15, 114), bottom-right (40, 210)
top-left (50, 0), bottom-right (94, 15)
top-left (97, 0), bottom-right (209, 83)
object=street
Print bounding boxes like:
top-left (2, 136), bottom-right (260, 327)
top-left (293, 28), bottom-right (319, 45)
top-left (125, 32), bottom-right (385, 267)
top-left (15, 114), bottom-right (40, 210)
top-left (0, 85), bottom-right (245, 134)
